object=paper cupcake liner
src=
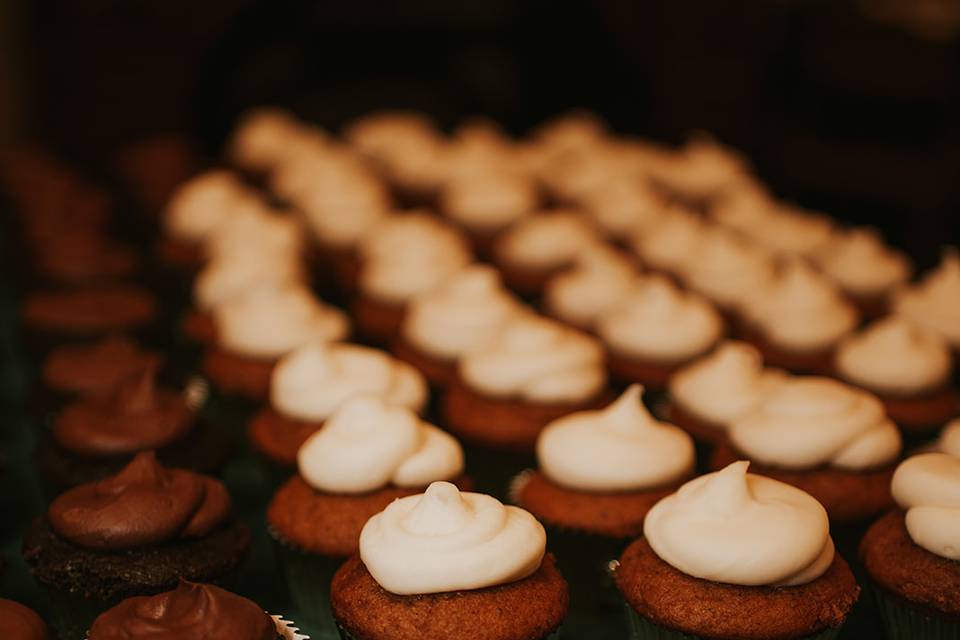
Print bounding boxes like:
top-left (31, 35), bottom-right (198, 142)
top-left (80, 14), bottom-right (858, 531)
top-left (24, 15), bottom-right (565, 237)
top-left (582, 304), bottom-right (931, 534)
top-left (871, 584), bottom-right (960, 640)
top-left (624, 605), bottom-right (845, 640)
top-left (335, 621), bottom-right (563, 640)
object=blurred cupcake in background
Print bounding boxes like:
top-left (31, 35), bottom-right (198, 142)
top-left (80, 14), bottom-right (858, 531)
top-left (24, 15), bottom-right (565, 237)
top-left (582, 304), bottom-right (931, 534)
top-left (736, 202), bottom-right (837, 261)
top-left (629, 205), bottom-right (707, 283)
top-left (639, 137), bottom-right (754, 208)
top-left (543, 243), bottom-right (639, 331)
top-left (227, 107), bottom-right (314, 183)
top-left (577, 176), bottom-right (667, 246)
top-left (893, 248), bottom-right (960, 352)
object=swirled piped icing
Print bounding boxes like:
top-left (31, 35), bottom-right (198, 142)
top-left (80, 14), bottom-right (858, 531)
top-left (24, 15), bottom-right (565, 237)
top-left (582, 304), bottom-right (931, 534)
top-left (729, 377), bottom-right (902, 470)
top-left (835, 317), bottom-right (952, 396)
top-left (544, 243), bottom-right (639, 329)
top-left (537, 385), bottom-right (694, 492)
top-left (0, 599), bottom-right (50, 640)
top-left (194, 250), bottom-right (302, 312)
top-left (630, 206), bottom-right (706, 276)
top-left (597, 275), bottom-right (723, 363)
top-left (164, 171), bottom-right (254, 242)
top-left (669, 342), bottom-right (787, 429)
top-left (891, 453), bottom-right (960, 561)
top-left (459, 314), bottom-right (606, 404)
top-left (644, 139), bottom-right (752, 201)
top-left (644, 461), bottom-right (835, 586)
top-left (204, 205), bottom-right (303, 264)
top-left (297, 396), bottom-right (463, 493)
top-left (270, 342), bottom-right (427, 422)
top-left (740, 204), bottom-right (836, 259)
top-left (940, 419), bottom-right (960, 458)
top-left (402, 265), bottom-right (522, 361)
top-left (683, 228), bottom-right (777, 309)
top-left (579, 178), bottom-right (666, 240)
top-left (440, 171), bottom-right (538, 232)
top-left (495, 210), bottom-right (599, 270)
top-left (213, 283), bottom-right (349, 359)
top-left (740, 261), bottom-right (858, 352)
top-left (228, 107), bottom-right (306, 173)
top-left (894, 249), bottom-right (960, 348)
top-left (359, 481), bottom-right (545, 595)
top-left (815, 228), bottom-right (910, 298)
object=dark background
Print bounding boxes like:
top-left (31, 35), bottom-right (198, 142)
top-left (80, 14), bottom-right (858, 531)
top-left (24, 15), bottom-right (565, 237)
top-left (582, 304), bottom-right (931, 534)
top-left (5, 0), bottom-right (960, 263)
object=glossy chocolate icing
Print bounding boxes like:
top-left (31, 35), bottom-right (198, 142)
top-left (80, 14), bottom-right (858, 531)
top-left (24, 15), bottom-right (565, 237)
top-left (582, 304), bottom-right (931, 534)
top-left (0, 598), bottom-right (52, 640)
top-left (42, 335), bottom-right (161, 397)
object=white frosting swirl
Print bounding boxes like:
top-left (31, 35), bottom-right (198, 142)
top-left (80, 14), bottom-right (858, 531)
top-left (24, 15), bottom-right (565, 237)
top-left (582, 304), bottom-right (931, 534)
top-left (495, 210), bottom-right (599, 270)
top-left (213, 283), bottom-right (349, 359)
top-left (578, 178), bottom-right (666, 240)
top-left (359, 481), bottom-right (546, 595)
top-left (815, 228), bottom-right (911, 298)
top-left (459, 314), bottom-right (606, 404)
top-left (534, 112), bottom-right (607, 154)
top-left (729, 377), bottom-right (902, 470)
top-left (402, 265), bottom-right (522, 361)
top-left (836, 317), bottom-right (952, 396)
top-left (644, 461), bottom-right (835, 586)
top-left (891, 453), bottom-right (960, 561)
top-left (630, 207), bottom-right (707, 276)
top-left (894, 249), bottom-right (960, 348)
top-left (683, 228), bottom-right (777, 309)
top-left (271, 342), bottom-right (427, 422)
top-left (537, 385), bottom-right (694, 492)
top-left (439, 171), bottom-right (538, 232)
top-left (297, 397), bottom-right (463, 494)
top-left (741, 261), bottom-right (858, 352)
top-left (939, 419), bottom-right (960, 458)
top-left (669, 342), bottom-right (787, 429)
top-left (228, 108), bottom-right (308, 172)
top-left (544, 244), bottom-right (639, 329)
top-left (597, 275), bottom-right (724, 363)
top-left (643, 139), bottom-right (751, 201)
top-left (194, 251), bottom-right (303, 311)
top-left (204, 205), bottom-right (303, 265)
top-left (292, 169), bottom-right (390, 248)
top-left (164, 170), bottom-right (254, 242)
top-left (741, 204), bottom-right (836, 259)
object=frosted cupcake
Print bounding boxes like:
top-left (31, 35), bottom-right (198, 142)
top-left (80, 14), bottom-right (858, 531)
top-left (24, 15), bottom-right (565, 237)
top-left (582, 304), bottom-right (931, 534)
top-left (598, 274), bottom-right (725, 390)
top-left (738, 203), bottom-right (837, 260)
top-left (667, 341), bottom-right (787, 445)
top-left (713, 376), bottom-right (902, 523)
top-left (267, 397), bottom-right (468, 635)
top-left (577, 176), bottom-right (666, 244)
top-left (393, 265), bottom-right (523, 386)
top-left (628, 205), bottom-right (708, 282)
top-left (640, 138), bottom-right (753, 207)
top-left (227, 107), bottom-right (313, 180)
top-left (331, 481), bottom-right (567, 640)
top-left (892, 249), bottom-right (960, 351)
top-left (616, 461), bottom-right (858, 640)
top-left (835, 317), bottom-right (957, 438)
top-left (738, 260), bottom-right (859, 374)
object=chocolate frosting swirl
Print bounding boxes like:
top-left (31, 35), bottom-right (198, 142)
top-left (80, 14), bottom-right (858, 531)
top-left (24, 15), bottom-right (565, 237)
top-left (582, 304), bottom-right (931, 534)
top-left (0, 598), bottom-right (52, 640)
top-left (42, 335), bottom-right (161, 397)
top-left (48, 452), bottom-right (231, 549)
top-left (53, 367), bottom-right (194, 456)
top-left (89, 580), bottom-right (276, 640)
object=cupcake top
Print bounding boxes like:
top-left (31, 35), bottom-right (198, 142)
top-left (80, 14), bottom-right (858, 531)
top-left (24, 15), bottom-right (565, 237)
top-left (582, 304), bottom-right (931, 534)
top-left (402, 265), bottom-right (523, 361)
top-left (740, 261), bottom-right (859, 352)
top-left (270, 342), bottom-right (427, 422)
top-left (578, 177), bottom-right (666, 240)
top-left (344, 111), bottom-right (441, 163)
top-left (537, 385), bottom-right (694, 492)
top-left (268, 141), bottom-right (363, 202)
top-left (228, 107), bottom-right (306, 173)
top-left (669, 341), bottom-right (787, 429)
top-left (630, 206), bottom-right (707, 276)
top-left (742, 205), bottom-right (836, 259)
top-left (48, 452), bottom-right (230, 550)
top-left (891, 453), bottom-right (960, 561)
top-left (533, 111), bottom-right (607, 154)
top-left (358, 213), bottom-right (472, 305)
top-left (53, 368), bottom-right (195, 457)
top-left (494, 210), bottom-right (599, 271)
top-left (213, 283), bottom-right (348, 359)
top-left (0, 599), bottom-right (52, 640)
top-left (708, 182), bottom-right (775, 235)
top-left (163, 170), bottom-right (253, 242)
top-left (643, 138), bottom-right (751, 202)
top-left (204, 205), bottom-right (303, 265)
top-left (682, 227), bottom-right (777, 309)
top-left (359, 481), bottom-right (545, 595)
top-left (544, 243), bottom-right (639, 329)
top-left (728, 377), bottom-right (902, 471)
top-left (597, 275), bottom-right (724, 364)
top-left (815, 227), bottom-right (911, 299)
top-left (644, 461), bottom-right (834, 586)
top-left (42, 335), bottom-right (161, 397)
top-left (297, 396), bottom-right (463, 494)
top-left (89, 580), bottom-right (276, 640)
top-left (295, 171), bottom-right (391, 249)
top-left (193, 249), bottom-right (303, 312)
top-left (940, 419), bottom-right (960, 457)
top-left (893, 249), bottom-right (960, 348)
top-left (439, 171), bottom-right (539, 233)
top-left (459, 314), bottom-right (606, 404)
top-left (835, 316), bottom-right (952, 397)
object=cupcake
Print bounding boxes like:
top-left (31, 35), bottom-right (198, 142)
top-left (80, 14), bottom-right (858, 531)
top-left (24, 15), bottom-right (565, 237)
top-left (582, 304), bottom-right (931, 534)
top-left (393, 265), bottom-right (523, 386)
top-left (87, 580), bottom-right (306, 640)
top-left (23, 452), bottom-right (250, 637)
top-left (36, 366), bottom-right (227, 491)
top-left (543, 243), bottom-right (639, 331)
top-left (737, 202), bottom-right (837, 261)
top-left (628, 205), bottom-right (707, 282)
top-left (577, 176), bottom-right (667, 244)
top-left (227, 107), bottom-right (312, 181)
top-left (737, 260), bottom-right (859, 374)
top-left (712, 376), bottom-right (902, 524)
top-left (331, 481), bottom-right (567, 640)
top-left (249, 342), bottom-right (427, 472)
top-left (267, 396), bottom-right (468, 635)
top-left (813, 227), bottom-right (911, 319)
top-left (353, 213), bottom-right (471, 344)
top-left (513, 385), bottom-right (694, 638)
top-left (491, 210), bottom-right (600, 297)
top-left (860, 453), bottom-right (960, 639)
top-left (598, 274), bottom-right (725, 391)
top-left (893, 248), bottom-right (960, 352)
top-left (667, 341), bottom-right (787, 446)
top-left (616, 461), bottom-right (859, 640)
top-left (835, 317), bottom-right (958, 438)
top-left (0, 598), bottom-right (53, 640)
top-left (640, 137), bottom-right (753, 207)
top-left (31, 230), bottom-right (138, 287)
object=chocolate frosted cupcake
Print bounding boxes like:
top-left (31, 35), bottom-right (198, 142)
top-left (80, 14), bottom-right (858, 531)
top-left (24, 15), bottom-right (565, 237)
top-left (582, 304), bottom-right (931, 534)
top-left (32, 230), bottom-right (138, 287)
top-left (393, 265), bottom-right (523, 386)
top-left (23, 452), bottom-right (250, 637)
top-left (835, 317), bottom-right (958, 439)
top-left (713, 376), bottom-right (902, 524)
top-left (267, 396), bottom-right (468, 635)
top-left (861, 453), bottom-right (960, 639)
top-left (88, 580), bottom-right (306, 639)
top-left (0, 598), bottom-right (54, 640)
top-left (893, 248), bottom-right (960, 352)
top-left (332, 481), bottom-right (567, 640)
top-left (616, 461), bottom-right (858, 640)
top-left (543, 243), bottom-right (639, 331)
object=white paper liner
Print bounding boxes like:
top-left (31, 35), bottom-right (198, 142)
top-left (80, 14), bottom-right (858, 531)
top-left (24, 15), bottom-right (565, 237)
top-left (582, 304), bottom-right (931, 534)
top-left (273, 613), bottom-right (310, 640)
